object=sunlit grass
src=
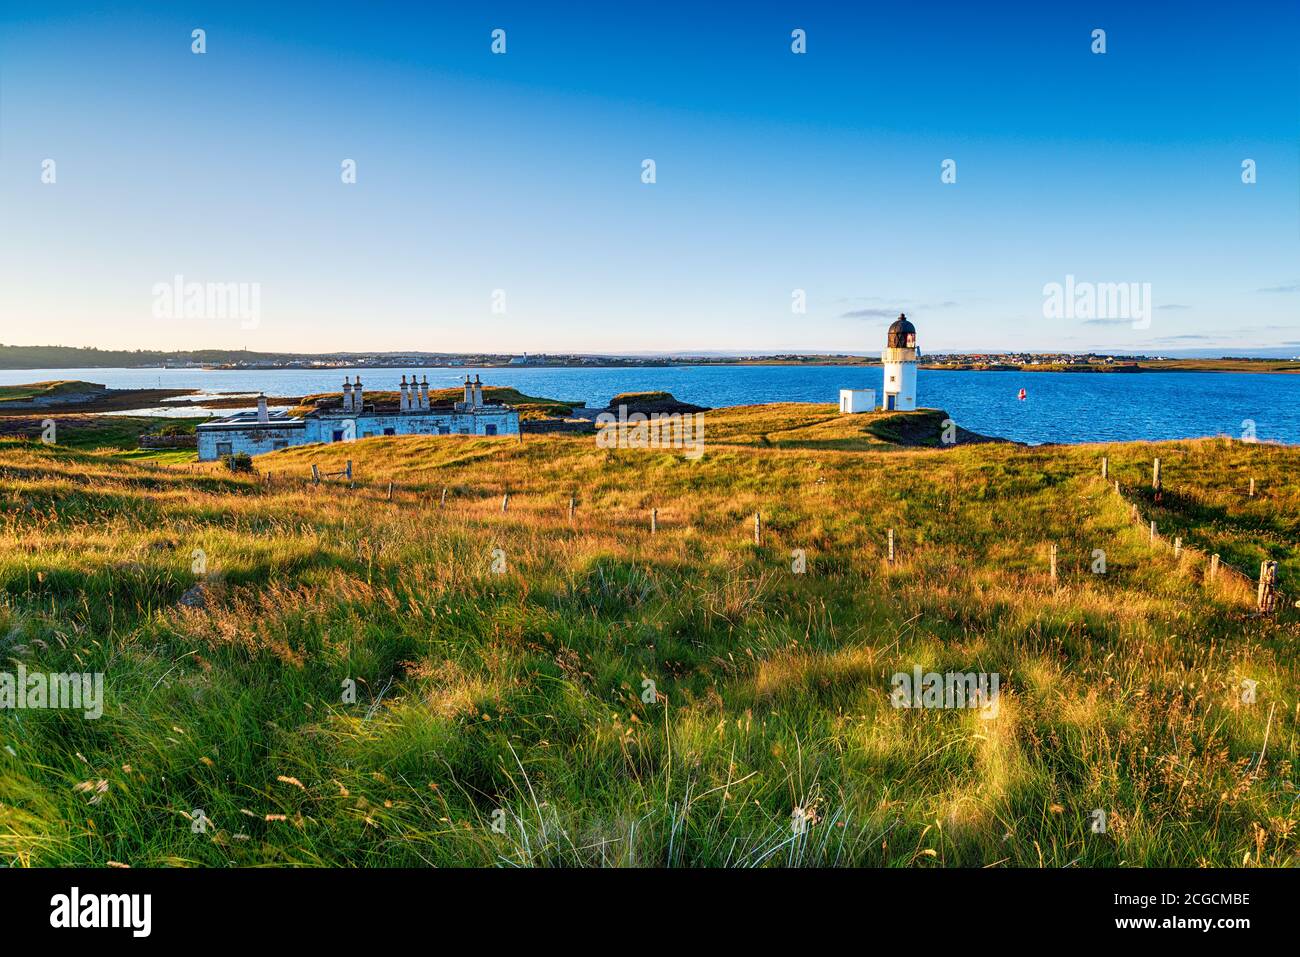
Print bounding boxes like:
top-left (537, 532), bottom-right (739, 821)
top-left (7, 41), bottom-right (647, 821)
top-left (0, 409), bottom-right (1296, 867)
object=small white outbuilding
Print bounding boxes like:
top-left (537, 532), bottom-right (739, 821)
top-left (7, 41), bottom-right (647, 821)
top-left (839, 389), bottom-right (875, 414)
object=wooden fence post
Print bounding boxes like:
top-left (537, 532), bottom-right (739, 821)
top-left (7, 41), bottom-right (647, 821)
top-left (1101, 457), bottom-right (1108, 480)
top-left (1209, 553), bottom-right (1220, 581)
top-left (1257, 561), bottom-right (1279, 614)
top-left (1249, 478), bottom-right (1256, 497)
top-left (1173, 537), bottom-right (1182, 559)
top-left (440, 487), bottom-right (447, 507)
top-left (888, 528), bottom-right (895, 564)
top-left (1049, 543), bottom-right (1058, 582)
top-left (651, 508), bottom-right (657, 534)
top-left (1152, 457), bottom-right (1161, 492)
top-left (501, 493), bottom-right (510, 513)
top-left (346, 460), bottom-right (353, 481)
top-left (1149, 520), bottom-right (1157, 545)
top-left (312, 464), bottom-right (320, 484)
top-left (569, 496), bottom-right (576, 521)
top-left (387, 481), bottom-right (394, 501)
top-left (754, 513), bottom-right (761, 546)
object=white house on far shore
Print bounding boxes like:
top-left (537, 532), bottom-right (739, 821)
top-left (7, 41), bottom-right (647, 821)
top-left (196, 375), bottom-right (520, 461)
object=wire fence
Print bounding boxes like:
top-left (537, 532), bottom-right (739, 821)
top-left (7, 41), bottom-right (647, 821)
top-left (1105, 469), bottom-right (1284, 613)
top-left (189, 452), bottom-right (1296, 616)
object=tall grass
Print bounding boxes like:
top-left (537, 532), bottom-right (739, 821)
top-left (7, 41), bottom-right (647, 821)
top-left (0, 412), bottom-right (1296, 866)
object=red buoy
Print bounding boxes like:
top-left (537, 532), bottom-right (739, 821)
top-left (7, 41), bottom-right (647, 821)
top-left (1017, 388), bottom-right (1027, 401)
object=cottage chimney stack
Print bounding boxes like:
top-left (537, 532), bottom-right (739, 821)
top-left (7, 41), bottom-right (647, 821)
top-left (400, 375), bottom-right (411, 412)
top-left (419, 375), bottom-right (429, 410)
top-left (463, 375), bottom-right (473, 407)
top-left (352, 377), bottom-right (364, 415)
top-left (473, 374), bottom-right (483, 408)
top-left (256, 393), bottom-right (270, 423)
top-left (342, 376), bottom-right (353, 414)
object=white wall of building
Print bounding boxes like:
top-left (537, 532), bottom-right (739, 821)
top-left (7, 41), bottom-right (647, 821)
top-left (881, 350), bottom-right (918, 411)
top-left (301, 412), bottom-right (518, 443)
top-left (838, 389), bottom-right (875, 413)
top-left (197, 425), bottom-right (305, 461)
top-left (197, 410), bottom-right (520, 460)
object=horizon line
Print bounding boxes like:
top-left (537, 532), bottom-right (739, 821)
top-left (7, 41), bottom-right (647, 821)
top-left (3, 344), bottom-right (1300, 362)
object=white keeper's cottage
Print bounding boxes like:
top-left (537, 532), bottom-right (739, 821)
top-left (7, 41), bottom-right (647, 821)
top-left (196, 374), bottom-right (520, 461)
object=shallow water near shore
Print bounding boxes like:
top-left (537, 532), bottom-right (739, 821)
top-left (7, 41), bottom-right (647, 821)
top-left (2, 365), bottom-right (1297, 445)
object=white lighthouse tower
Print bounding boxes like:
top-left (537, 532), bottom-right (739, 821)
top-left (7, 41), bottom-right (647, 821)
top-left (881, 313), bottom-right (918, 411)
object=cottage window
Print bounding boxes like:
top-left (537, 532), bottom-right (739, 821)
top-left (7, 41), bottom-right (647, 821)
top-left (273, 440), bottom-right (288, 450)
top-left (216, 442), bottom-right (233, 457)
top-left (383, 428), bottom-right (395, 436)
top-left (485, 424), bottom-right (497, 436)
top-left (438, 426), bottom-right (450, 435)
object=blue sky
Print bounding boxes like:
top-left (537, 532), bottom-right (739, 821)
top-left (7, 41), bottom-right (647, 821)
top-left (1, 1), bottom-right (1297, 356)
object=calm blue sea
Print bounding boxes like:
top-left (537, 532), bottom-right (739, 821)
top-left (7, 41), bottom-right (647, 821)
top-left (2, 366), bottom-right (1297, 446)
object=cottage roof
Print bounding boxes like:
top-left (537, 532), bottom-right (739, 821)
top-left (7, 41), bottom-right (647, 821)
top-left (197, 410), bottom-right (304, 431)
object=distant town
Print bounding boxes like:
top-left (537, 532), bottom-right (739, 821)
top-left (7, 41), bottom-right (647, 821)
top-left (1, 344), bottom-right (1298, 374)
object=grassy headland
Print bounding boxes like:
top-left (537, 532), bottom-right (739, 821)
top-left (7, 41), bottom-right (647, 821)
top-left (0, 380), bottom-right (195, 414)
top-left (0, 381), bottom-right (96, 403)
top-left (0, 404), bottom-right (1296, 866)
